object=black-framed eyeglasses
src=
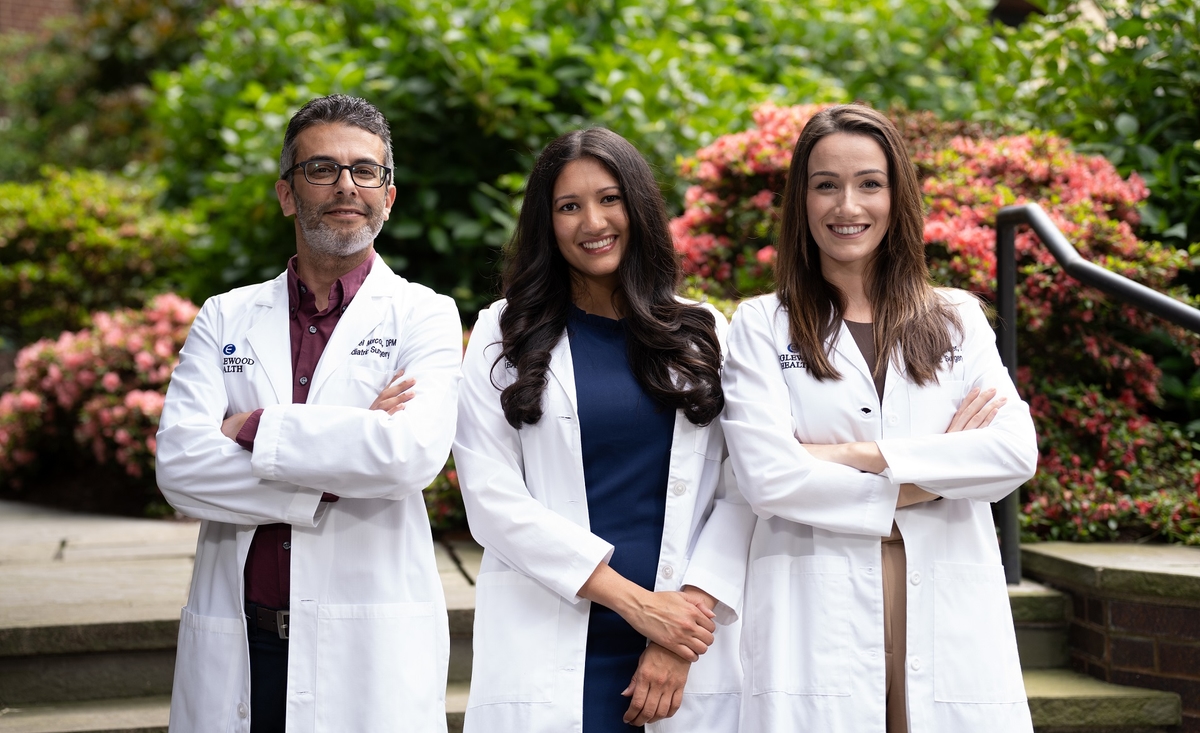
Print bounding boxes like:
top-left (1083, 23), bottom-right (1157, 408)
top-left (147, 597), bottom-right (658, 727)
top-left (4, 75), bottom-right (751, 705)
top-left (283, 159), bottom-right (392, 188)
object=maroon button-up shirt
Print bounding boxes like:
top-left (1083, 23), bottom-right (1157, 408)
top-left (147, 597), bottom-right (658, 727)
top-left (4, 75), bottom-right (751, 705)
top-left (236, 253), bottom-right (374, 610)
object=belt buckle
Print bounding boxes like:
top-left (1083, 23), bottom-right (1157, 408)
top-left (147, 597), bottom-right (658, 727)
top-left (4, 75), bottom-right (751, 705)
top-left (276, 610), bottom-right (289, 640)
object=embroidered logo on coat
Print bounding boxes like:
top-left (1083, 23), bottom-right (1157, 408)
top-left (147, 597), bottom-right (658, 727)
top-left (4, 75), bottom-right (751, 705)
top-left (351, 337), bottom-right (397, 359)
top-left (223, 344), bottom-right (236, 355)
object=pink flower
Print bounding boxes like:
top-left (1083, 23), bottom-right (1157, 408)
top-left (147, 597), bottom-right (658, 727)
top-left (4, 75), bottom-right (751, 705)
top-left (755, 246), bottom-right (776, 264)
top-left (101, 372), bottom-right (121, 392)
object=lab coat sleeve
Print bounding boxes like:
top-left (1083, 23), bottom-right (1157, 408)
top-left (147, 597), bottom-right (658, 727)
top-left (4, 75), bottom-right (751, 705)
top-left (453, 305), bottom-right (615, 603)
top-left (681, 456), bottom-right (756, 625)
top-left (722, 299), bottom-right (899, 536)
top-left (249, 292), bottom-right (462, 500)
top-left (875, 294), bottom-right (1039, 501)
top-left (156, 296), bottom-right (326, 526)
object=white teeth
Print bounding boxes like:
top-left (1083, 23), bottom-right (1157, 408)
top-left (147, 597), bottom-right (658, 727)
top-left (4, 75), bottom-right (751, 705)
top-left (832, 225), bottom-right (867, 235)
top-left (581, 236), bottom-right (615, 250)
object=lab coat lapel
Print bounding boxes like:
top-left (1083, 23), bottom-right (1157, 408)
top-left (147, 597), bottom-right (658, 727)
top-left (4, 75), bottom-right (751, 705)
top-left (244, 274), bottom-right (291, 405)
top-left (546, 328), bottom-right (578, 417)
top-left (309, 255), bottom-right (391, 396)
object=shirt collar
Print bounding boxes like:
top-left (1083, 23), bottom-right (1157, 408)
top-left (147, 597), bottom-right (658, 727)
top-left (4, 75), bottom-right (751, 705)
top-left (286, 250), bottom-right (375, 315)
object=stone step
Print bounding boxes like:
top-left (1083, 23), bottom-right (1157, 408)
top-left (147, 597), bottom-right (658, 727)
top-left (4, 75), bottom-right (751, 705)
top-left (2, 672), bottom-right (1175, 733)
top-left (1025, 668), bottom-right (1181, 731)
top-left (0, 683), bottom-right (471, 733)
top-left (0, 502), bottom-right (477, 705)
top-left (1010, 579), bottom-right (1070, 670)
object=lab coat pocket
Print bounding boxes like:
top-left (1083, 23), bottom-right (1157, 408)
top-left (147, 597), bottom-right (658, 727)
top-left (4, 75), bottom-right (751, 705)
top-left (933, 562), bottom-right (1026, 703)
top-left (315, 602), bottom-right (440, 731)
top-left (909, 380), bottom-right (965, 436)
top-left (746, 554), bottom-right (851, 696)
top-left (324, 366), bottom-right (392, 406)
top-left (172, 608), bottom-right (244, 732)
top-left (468, 571), bottom-right (559, 706)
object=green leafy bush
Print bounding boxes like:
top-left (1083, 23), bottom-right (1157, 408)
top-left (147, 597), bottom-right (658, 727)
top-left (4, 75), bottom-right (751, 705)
top-left (672, 103), bottom-right (1200, 544)
top-left (0, 0), bottom-right (225, 179)
top-left (149, 0), bottom-right (1005, 313)
top-left (0, 168), bottom-right (200, 346)
top-left (981, 0), bottom-right (1200, 249)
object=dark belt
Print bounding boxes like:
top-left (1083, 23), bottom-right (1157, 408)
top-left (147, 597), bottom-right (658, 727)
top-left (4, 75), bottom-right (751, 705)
top-left (246, 603), bottom-right (290, 640)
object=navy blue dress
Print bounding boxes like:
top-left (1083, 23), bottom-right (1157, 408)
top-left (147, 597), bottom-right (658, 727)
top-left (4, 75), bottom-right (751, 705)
top-left (568, 306), bottom-right (675, 733)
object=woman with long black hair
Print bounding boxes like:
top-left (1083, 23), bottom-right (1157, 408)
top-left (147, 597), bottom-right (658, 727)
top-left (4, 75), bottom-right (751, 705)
top-left (453, 127), bottom-right (749, 733)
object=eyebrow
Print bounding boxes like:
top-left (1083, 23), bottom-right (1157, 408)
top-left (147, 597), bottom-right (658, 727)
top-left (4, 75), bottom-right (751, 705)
top-left (306, 155), bottom-right (383, 166)
top-left (809, 168), bottom-right (887, 179)
top-left (553, 185), bottom-right (620, 205)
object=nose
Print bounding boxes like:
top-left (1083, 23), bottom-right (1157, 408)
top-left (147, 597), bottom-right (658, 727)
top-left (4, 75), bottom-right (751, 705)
top-left (582, 203), bottom-right (606, 233)
top-left (333, 167), bottom-right (359, 195)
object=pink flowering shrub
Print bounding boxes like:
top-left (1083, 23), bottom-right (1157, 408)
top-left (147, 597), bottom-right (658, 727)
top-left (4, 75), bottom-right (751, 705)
top-left (0, 292), bottom-right (469, 524)
top-left (673, 104), bottom-right (1200, 544)
top-left (0, 293), bottom-right (197, 512)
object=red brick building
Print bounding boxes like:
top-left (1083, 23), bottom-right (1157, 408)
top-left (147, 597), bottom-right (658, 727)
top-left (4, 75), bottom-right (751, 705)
top-left (0, 0), bottom-right (75, 35)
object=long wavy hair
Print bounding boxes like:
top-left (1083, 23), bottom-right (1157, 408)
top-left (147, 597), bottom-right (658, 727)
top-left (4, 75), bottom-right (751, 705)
top-left (776, 104), bottom-right (961, 385)
top-left (496, 127), bottom-right (724, 428)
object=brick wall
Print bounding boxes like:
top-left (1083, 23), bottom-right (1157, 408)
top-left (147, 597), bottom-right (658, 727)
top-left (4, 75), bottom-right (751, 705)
top-left (0, 0), bottom-right (76, 35)
top-left (1065, 589), bottom-right (1200, 733)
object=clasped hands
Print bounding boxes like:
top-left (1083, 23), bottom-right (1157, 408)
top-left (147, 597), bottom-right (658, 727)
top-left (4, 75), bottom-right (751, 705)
top-left (578, 563), bottom-right (718, 725)
top-left (800, 386), bottom-right (1005, 507)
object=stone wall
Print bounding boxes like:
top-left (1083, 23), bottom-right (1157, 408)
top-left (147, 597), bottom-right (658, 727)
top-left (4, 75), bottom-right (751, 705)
top-left (1023, 543), bottom-right (1200, 733)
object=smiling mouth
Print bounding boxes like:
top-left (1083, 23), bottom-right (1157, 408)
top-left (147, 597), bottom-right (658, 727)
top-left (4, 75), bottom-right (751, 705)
top-left (581, 236), bottom-right (616, 251)
top-left (830, 224), bottom-right (868, 235)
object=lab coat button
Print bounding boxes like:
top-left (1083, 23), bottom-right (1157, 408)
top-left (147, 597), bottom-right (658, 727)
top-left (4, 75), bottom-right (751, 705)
top-left (299, 376), bottom-right (309, 386)
top-left (887, 414), bottom-right (899, 426)
top-left (910, 571), bottom-right (921, 585)
top-left (672, 481), bottom-right (687, 496)
top-left (308, 325), bottom-right (317, 334)
top-left (661, 564), bottom-right (674, 579)
top-left (237, 703), bottom-right (248, 718)
top-left (910, 657), bottom-right (921, 671)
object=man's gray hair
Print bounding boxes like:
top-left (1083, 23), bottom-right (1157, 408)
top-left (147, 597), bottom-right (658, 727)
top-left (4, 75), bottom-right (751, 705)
top-left (279, 94), bottom-right (394, 178)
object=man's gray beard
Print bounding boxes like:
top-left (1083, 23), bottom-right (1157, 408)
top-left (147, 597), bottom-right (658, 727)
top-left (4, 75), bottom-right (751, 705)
top-left (294, 194), bottom-right (385, 257)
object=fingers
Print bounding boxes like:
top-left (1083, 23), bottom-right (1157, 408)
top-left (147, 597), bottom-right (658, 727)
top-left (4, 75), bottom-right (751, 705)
top-left (623, 644), bottom-right (691, 725)
top-left (369, 371), bottom-right (416, 414)
top-left (965, 396), bottom-right (1006, 430)
top-left (635, 591), bottom-right (715, 660)
top-left (947, 387), bottom-right (1006, 433)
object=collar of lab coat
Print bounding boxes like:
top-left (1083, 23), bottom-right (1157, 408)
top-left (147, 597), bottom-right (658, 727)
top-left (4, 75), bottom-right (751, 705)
top-left (244, 253), bottom-right (395, 405)
top-left (545, 326), bottom-right (579, 418)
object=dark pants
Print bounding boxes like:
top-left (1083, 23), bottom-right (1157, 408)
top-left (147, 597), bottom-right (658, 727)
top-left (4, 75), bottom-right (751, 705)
top-left (246, 605), bottom-right (289, 733)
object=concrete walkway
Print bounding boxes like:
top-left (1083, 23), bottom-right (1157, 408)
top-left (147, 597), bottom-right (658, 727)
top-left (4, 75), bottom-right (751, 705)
top-left (0, 500), bottom-right (478, 733)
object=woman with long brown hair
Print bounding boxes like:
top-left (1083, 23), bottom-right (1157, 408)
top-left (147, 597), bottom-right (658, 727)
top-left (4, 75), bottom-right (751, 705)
top-left (721, 104), bottom-right (1038, 732)
top-left (454, 127), bottom-right (749, 732)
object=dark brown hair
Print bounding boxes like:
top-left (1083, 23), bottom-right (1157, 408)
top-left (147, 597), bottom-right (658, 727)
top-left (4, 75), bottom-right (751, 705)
top-left (496, 128), bottom-right (723, 428)
top-left (775, 104), bottom-right (960, 385)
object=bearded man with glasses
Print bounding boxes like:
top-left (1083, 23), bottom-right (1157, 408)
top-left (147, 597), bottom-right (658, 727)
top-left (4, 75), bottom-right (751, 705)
top-left (157, 94), bottom-right (462, 733)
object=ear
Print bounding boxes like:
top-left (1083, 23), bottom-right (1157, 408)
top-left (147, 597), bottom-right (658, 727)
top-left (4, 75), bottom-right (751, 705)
top-left (276, 179), bottom-right (297, 217)
top-left (383, 182), bottom-right (397, 221)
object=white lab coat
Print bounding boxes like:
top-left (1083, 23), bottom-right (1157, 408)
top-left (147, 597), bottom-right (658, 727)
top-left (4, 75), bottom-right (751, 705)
top-left (721, 290), bottom-right (1038, 733)
top-left (156, 255), bottom-right (462, 733)
top-left (453, 300), bottom-right (755, 733)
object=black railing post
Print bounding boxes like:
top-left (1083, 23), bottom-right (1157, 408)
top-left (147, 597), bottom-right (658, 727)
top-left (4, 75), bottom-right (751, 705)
top-left (991, 203), bottom-right (1200, 585)
top-left (994, 208), bottom-right (1022, 585)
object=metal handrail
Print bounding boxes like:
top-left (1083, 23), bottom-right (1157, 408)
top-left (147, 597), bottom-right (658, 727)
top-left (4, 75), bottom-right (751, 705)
top-left (994, 203), bottom-right (1200, 584)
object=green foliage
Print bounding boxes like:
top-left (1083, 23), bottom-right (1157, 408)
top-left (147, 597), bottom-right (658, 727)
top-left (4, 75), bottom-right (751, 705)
top-left (983, 0), bottom-right (1200, 248)
top-left (0, 0), bottom-right (224, 179)
top-left (150, 0), bottom-right (1005, 314)
top-left (0, 169), bottom-right (201, 346)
